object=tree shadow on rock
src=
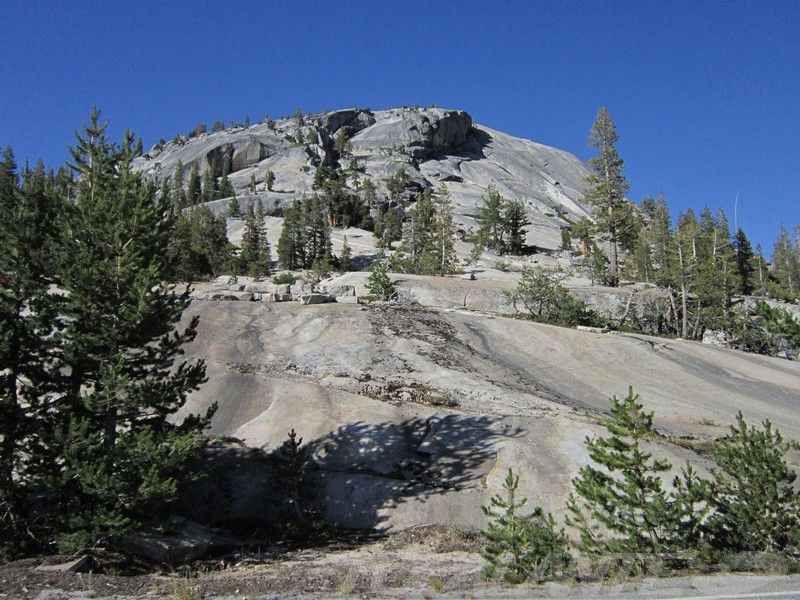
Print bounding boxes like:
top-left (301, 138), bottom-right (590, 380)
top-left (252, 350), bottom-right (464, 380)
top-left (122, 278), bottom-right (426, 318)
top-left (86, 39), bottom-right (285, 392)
top-left (305, 414), bottom-right (523, 529)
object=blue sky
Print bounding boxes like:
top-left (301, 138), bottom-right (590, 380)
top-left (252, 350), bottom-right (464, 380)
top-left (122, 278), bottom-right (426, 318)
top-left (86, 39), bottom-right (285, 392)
top-left (2, 0), bottom-right (798, 253)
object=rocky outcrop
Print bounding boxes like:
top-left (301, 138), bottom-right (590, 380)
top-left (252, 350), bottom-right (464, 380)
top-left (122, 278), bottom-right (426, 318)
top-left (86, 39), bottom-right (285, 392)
top-left (349, 108), bottom-right (472, 159)
top-left (135, 106), bottom-right (593, 251)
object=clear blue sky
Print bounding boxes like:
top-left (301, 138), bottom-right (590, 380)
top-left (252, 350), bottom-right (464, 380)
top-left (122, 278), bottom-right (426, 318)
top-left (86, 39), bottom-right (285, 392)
top-left (2, 0), bottom-right (798, 253)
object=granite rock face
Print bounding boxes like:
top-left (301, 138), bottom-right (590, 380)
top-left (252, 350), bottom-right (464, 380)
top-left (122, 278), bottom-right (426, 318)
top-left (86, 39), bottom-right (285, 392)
top-left (134, 106), bottom-right (593, 252)
top-left (176, 299), bottom-right (800, 532)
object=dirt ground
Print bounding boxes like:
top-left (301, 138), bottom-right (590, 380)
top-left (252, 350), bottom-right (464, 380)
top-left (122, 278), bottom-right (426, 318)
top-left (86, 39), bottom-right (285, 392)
top-left (4, 526), bottom-right (800, 599)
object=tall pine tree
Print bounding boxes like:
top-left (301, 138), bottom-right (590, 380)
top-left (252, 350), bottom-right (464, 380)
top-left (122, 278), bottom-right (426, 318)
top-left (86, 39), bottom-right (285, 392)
top-left (584, 108), bottom-right (635, 287)
top-left (0, 147), bottom-right (65, 554)
top-left (55, 110), bottom-right (214, 549)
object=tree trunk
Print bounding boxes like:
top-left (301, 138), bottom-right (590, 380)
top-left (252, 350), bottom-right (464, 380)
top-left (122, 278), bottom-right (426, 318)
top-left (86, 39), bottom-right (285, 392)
top-left (609, 234), bottom-right (619, 287)
top-left (678, 245), bottom-right (689, 339)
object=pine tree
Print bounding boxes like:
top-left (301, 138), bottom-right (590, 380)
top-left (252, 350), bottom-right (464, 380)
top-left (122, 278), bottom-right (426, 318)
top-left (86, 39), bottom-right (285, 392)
top-left (227, 196), bottom-right (240, 218)
top-left (186, 162), bottom-right (201, 206)
top-left (273, 429), bottom-right (316, 527)
top-left (476, 184), bottom-right (505, 253)
top-left (644, 194), bottom-right (676, 288)
top-left (382, 207), bottom-right (403, 250)
top-left (56, 111), bottom-right (214, 549)
top-left (704, 413), bottom-right (800, 557)
top-left (509, 265), bottom-right (593, 325)
top-left (172, 160), bottom-right (187, 211)
top-left (304, 194), bottom-right (332, 267)
top-left (754, 244), bottom-right (770, 297)
top-left (158, 177), bottom-right (171, 207)
top-left (675, 209), bottom-right (701, 338)
top-left (566, 388), bottom-right (680, 561)
top-left (771, 223), bottom-right (800, 300)
top-left (339, 236), bottom-right (352, 272)
top-left (734, 229), bottom-right (755, 295)
top-left (218, 161), bottom-right (234, 200)
top-left (385, 169), bottom-right (408, 207)
top-left (393, 188), bottom-right (434, 272)
top-left (254, 199), bottom-right (272, 275)
top-left (240, 200), bottom-right (260, 275)
top-left (277, 201), bottom-right (306, 270)
top-left (481, 469), bottom-right (571, 583)
top-left (502, 198), bottom-right (529, 255)
top-left (366, 260), bottom-right (393, 301)
top-left (584, 108), bottom-right (635, 287)
top-left (168, 206), bottom-right (233, 281)
top-left (201, 162), bottom-right (217, 203)
top-left (693, 207), bottom-right (737, 333)
top-left (0, 147), bottom-right (65, 553)
top-left (429, 184), bottom-right (457, 274)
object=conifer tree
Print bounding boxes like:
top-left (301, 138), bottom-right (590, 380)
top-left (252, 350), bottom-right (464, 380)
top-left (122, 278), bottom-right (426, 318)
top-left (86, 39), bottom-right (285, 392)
top-left (584, 108), bottom-right (635, 287)
top-left (704, 413), bottom-right (800, 557)
top-left (158, 177), bottom-right (171, 207)
top-left (240, 199), bottom-right (271, 277)
top-left (227, 196), bottom-right (240, 218)
top-left (382, 207), bottom-right (403, 249)
top-left (201, 162), bottom-right (217, 203)
top-left (304, 194), bottom-right (332, 267)
top-left (754, 243), bottom-right (770, 297)
top-left (186, 162), bottom-right (201, 206)
top-left (675, 209), bottom-right (701, 338)
top-left (566, 388), bottom-right (680, 561)
top-left (172, 160), bottom-right (187, 211)
top-left (734, 229), bottom-right (755, 295)
top-left (56, 110), bottom-right (214, 549)
top-left (482, 469), bottom-right (570, 583)
top-left (366, 259), bottom-right (393, 300)
top-left (218, 161), bottom-right (234, 199)
top-left (771, 223), bottom-right (800, 299)
top-left (393, 188), bottom-right (434, 271)
top-left (169, 205), bottom-right (233, 281)
top-left (273, 429), bottom-right (316, 527)
top-left (430, 184), bottom-right (457, 274)
top-left (339, 236), bottom-right (352, 272)
top-left (502, 198), bottom-right (529, 255)
top-left (277, 201), bottom-right (306, 270)
top-left (0, 147), bottom-right (65, 553)
top-left (476, 184), bottom-right (505, 253)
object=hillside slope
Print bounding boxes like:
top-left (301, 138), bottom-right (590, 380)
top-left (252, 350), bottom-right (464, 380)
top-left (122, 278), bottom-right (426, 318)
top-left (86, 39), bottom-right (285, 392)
top-left (177, 297), bottom-right (800, 530)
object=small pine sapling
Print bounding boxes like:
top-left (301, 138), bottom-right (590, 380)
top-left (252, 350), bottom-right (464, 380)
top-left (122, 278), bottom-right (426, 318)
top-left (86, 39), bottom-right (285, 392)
top-left (366, 260), bottom-right (393, 301)
top-left (482, 468), bottom-right (571, 583)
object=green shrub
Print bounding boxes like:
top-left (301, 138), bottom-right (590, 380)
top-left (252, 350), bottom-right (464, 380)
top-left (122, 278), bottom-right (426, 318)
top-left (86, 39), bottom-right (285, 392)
top-left (272, 272), bottom-right (297, 285)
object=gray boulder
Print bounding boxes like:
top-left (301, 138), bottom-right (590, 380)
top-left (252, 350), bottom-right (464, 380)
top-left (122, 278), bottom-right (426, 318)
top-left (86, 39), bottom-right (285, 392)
top-left (301, 293), bottom-right (331, 305)
top-left (117, 519), bottom-right (237, 565)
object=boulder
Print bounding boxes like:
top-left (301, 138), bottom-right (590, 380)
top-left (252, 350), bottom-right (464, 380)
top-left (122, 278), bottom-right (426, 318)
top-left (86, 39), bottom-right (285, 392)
top-left (117, 519), bottom-right (238, 565)
top-left (214, 292), bottom-right (253, 301)
top-left (301, 293), bottom-right (331, 305)
top-left (244, 283), bottom-right (278, 293)
top-left (324, 284), bottom-right (356, 297)
top-left (703, 329), bottom-right (732, 347)
top-left (35, 555), bottom-right (96, 574)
